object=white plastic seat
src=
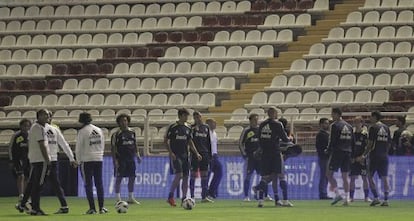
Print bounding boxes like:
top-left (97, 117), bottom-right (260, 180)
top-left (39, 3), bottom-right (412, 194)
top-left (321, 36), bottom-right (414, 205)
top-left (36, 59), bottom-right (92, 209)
top-left (360, 42), bottom-right (377, 55)
top-left (62, 79), bottom-right (78, 91)
top-left (288, 59), bottom-right (306, 73)
top-left (283, 108), bottom-right (300, 120)
top-left (372, 73), bottom-right (391, 89)
top-left (378, 26), bottom-right (395, 39)
top-left (27, 50), bottom-right (41, 61)
top-left (338, 74), bottom-right (356, 89)
top-left (124, 78), bottom-right (139, 91)
top-left (268, 75), bottom-right (287, 89)
top-left (42, 94), bottom-right (57, 107)
top-left (199, 93), bottom-right (215, 108)
top-left (308, 43), bottom-right (325, 57)
top-left (180, 46), bottom-right (195, 58)
top-left (380, 11), bottom-right (396, 24)
top-left (298, 108), bottom-right (317, 122)
top-left (172, 17), bottom-right (188, 28)
top-left (287, 75), bottom-right (304, 90)
top-left (57, 49), bottom-right (73, 60)
top-left (303, 75), bottom-right (322, 89)
top-left (307, 59), bottom-right (324, 72)
top-left (57, 94), bottom-right (73, 107)
top-left (390, 73), bottom-right (409, 89)
top-left (187, 77), bottom-right (203, 92)
top-left (345, 27), bottom-right (361, 39)
top-left (246, 30), bottom-right (261, 42)
top-left (1, 36), bottom-right (16, 46)
top-left (277, 30), bottom-right (293, 42)
top-left (21, 64), bottom-right (37, 76)
top-left (261, 15), bottom-right (280, 28)
top-left (85, 5), bottom-right (99, 16)
top-left (246, 92), bottom-right (267, 108)
top-left (227, 46), bottom-right (242, 58)
top-left (167, 94), bottom-right (184, 107)
top-left (183, 93), bottom-right (200, 107)
top-left (283, 91), bottom-right (302, 107)
top-left (77, 78), bottom-right (93, 92)
top-left (113, 18), bottom-right (127, 30)
top-left (335, 90), bottom-right (354, 104)
top-left (155, 78), bottom-right (171, 91)
top-left (108, 33), bottom-right (123, 45)
top-left (211, 46), bottom-right (226, 59)
top-left (377, 42), bottom-right (394, 56)
top-left (136, 94), bottom-right (151, 107)
top-left (159, 62), bottom-right (175, 75)
top-left (226, 108), bottom-right (248, 124)
top-left (151, 94), bottom-right (168, 108)
top-left (267, 92), bottom-right (285, 106)
top-left (50, 19), bottom-right (66, 31)
top-left (318, 91), bottom-right (336, 106)
top-left (140, 78), bottom-right (156, 91)
top-left (395, 42), bottom-right (411, 55)
top-left (70, 5), bottom-right (84, 16)
top-left (103, 94), bottom-right (119, 107)
top-left (26, 95), bottom-right (42, 107)
top-left (398, 10), bottom-right (413, 23)
top-left (11, 95), bottom-right (27, 107)
top-left (371, 90), bottom-right (389, 104)
top-left (326, 43), bottom-right (342, 55)
top-left (353, 90), bottom-right (372, 105)
top-left (144, 62), bottom-right (160, 74)
top-left (321, 74), bottom-right (339, 89)
top-left (93, 78), bottom-right (109, 92)
top-left (203, 77), bottom-right (219, 91)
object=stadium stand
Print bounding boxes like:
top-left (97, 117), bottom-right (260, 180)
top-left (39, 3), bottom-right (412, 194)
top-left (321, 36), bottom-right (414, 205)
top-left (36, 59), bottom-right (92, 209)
top-left (0, 0), bottom-right (412, 156)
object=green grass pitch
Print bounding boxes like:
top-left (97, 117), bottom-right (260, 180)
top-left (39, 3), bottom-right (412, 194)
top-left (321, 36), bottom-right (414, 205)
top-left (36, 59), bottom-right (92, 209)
top-left (1, 197), bottom-right (413, 221)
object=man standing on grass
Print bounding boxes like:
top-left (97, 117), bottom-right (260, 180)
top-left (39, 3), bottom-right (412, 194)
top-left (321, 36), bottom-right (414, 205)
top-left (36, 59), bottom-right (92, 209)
top-left (349, 116), bottom-right (371, 203)
top-left (9, 119), bottom-right (31, 204)
top-left (18, 109), bottom-right (50, 215)
top-left (315, 118), bottom-right (331, 200)
top-left (45, 111), bottom-right (77, 214)
top-left (253, 107), bottom-right (292, 208)
top-left (357, 111), bottom-right (391, 207)
top-left (206, 118), bottom-right (223, 199)
top-left (189, 112), bottom-right (213, 203)
top-left (111, 113), bottom-right (142, 205)
top-left (76, 112), bottom-right (108, 214)
top-left (326, 108), bottom-right (354, 206)
top-left (165, 108), bottom-right (202, 207)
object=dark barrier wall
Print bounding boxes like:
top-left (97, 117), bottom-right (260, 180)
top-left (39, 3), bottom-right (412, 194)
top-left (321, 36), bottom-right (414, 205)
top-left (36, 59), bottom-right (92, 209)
top-left (0, 156), bottom-right (78, 197)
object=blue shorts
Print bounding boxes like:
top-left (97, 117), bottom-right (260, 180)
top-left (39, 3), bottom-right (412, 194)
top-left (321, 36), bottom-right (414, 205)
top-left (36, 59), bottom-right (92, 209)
top-left (350, 161), bottom-right (367, 176)
top-left (115, 160), bottom-right (136, 177)
top-left (368, 156), bottom-right (388, 178)
top-left (261, 153), bottom-right (283, 176)
top-left (328, 151), bottom-right (351, 173)
top-left (191, 152), bottom-right (210, 172)
top-left (246, 156), bottom-right (261, 175)
top-left (170, 156), bottom-right (190, 177)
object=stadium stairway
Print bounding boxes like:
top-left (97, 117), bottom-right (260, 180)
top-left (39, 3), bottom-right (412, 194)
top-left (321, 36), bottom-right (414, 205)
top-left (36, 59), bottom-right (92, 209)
top-left (208, 0), bottom-right (365, 124)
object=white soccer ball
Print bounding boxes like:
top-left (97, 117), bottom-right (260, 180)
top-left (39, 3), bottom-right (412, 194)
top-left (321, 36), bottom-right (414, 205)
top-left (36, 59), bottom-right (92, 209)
top-left (182, 198), bottom-right (195, 210)
top-left (115, 201), bottom-right (129, 213)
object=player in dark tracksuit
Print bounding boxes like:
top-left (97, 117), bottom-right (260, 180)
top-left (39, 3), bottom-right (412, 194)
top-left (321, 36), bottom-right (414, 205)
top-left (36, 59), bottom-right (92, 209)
top-left (239, 113), bottom-right (271, 202)
top-left (189, 111), bottom-right (213, 202)
top-left (111, 114), bottom-right (142, 204)
top-left (327, 108), bottom-right (354, 206)
top-left (350, 117), bottom-right (370, 202)
top-left (9, 119), bottom-right (31, 202)
top-left (165, 108), bottom-right (201, 207)
top-left (357, 111), bottom-right (391, 207)
top-left (315, 118), bottom-right (330, 200)
top-left (254, 107), bottom-right (291, 208)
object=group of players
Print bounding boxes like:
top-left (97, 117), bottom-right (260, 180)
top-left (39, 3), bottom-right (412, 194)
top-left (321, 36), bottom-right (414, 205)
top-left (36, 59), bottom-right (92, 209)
top-left (8, 106), bottom-right (392, 215)
top-left (316, 108), bottom-right (391, 206)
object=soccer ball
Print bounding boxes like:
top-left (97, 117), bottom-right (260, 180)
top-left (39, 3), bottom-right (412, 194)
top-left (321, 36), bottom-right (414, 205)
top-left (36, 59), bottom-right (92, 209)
top-left (115, 201), bottom-right (129, 213)
top-left (182, 198), bottom-right (195, 210)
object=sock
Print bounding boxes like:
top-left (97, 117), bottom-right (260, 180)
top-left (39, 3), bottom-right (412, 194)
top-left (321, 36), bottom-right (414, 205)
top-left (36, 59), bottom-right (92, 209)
top-left (344, 192), bottom-right (349, 201)
top-left (334, 188), bottom-right (340, 197)
top-left (274, 194), bottom-right (279, 202)
top-left (189, 178), bottom-right (195, 198)
top-left (201, 176), bottom-right (209, 199)
top-left (371, 189), bottom-right (378, 198)
top-left (243, 179), bottom-right (250, 197)
top-left (115, 193), bottom-right (121, 201)
top-left (350, 190), bottom-right (355, 199)
top-left (128, 192), bottom-right (134, 199)
top-left (168, 192), bottom-right (174, 199)
top-left (384, 192), bottom-right (389, 201)
top-left (364, 189), bottom-right (369, 198)
top-left (280, 180), bottom-right (288, 200)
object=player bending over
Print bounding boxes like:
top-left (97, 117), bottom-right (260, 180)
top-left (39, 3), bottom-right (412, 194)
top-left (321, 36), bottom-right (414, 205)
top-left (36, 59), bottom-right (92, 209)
top-left (165, 108), bottom-right (202, 207)
top-left (111, 114), bottom-right (142, 204)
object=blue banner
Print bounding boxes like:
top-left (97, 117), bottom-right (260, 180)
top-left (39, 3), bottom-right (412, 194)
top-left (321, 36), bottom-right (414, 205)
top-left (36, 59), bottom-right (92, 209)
top-left (78, 156), bottom-right (414, 200)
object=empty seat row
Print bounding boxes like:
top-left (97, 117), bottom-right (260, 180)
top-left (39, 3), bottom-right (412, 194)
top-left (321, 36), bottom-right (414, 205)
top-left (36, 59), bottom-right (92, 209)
top-left (0, 1), bottom-right (252, 19)
top-left (343, 10), bottom-right (414, 26)
top-left (5, 93), bottom-right (216, 111)
top-left (306, 41), bottom-right (414, 59)
top-left (0, 78), bottom-right (62, 91)
top-left (0, 16), bottom-right (202, 33)
top-left (0, 64), bottom-right (52, 77)
top-left (0, 48), bottom-right (102, 64)
top-left (245, 90), bottom-right (390, 109)
top-left (160, 45), bottom-right (274, 61)
top-left (361, 0), bottom-right (414, 10)
top-left (58, 76), bottom-right (235, 94)
top-left (258, 13), bottom-right (311, 29)
top-left (210, 29), bottom-right (293, 45)
top-left (224, 107), bottom-right (333, 125)
top-left (111, 61), bottom-right (254, 77)
top-left (53, 63), bottom-right (113, 75)
top-left (265, 73), bottom-right (414, 91)
top-left (325, 26), bottom-right (414, 42)
top-left (251, 0), bottom-right (315, 11)
top-left (285, 57), bottom-right (414, 75)
top-left (0, 33), bottom-right (153, 49)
